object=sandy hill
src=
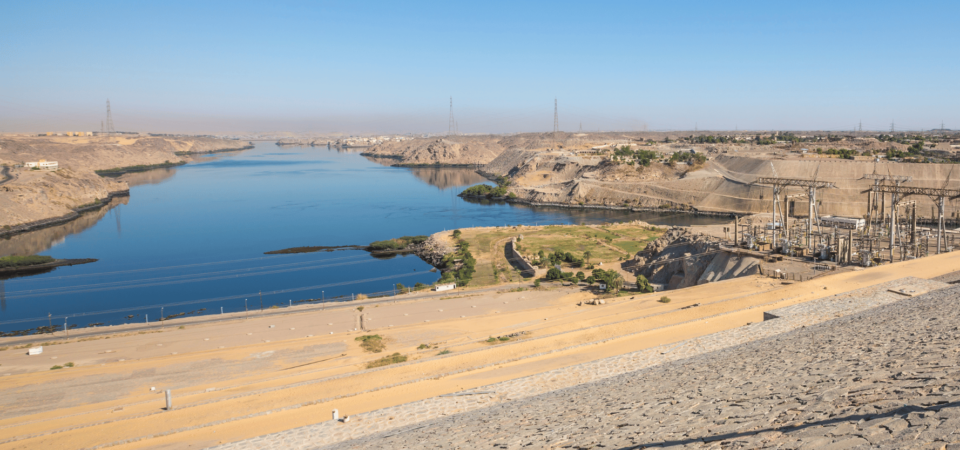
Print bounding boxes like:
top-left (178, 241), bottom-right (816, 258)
top-left (0, 136), bottom-right (250, 230)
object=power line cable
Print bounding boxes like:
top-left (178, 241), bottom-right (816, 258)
top-left (0, 272), bottom-right (428, 326)
top-left (2, 257), bottom-right (377, 300)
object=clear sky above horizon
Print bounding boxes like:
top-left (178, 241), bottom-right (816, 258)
top-left (1, 1), bottom-right (957, 134)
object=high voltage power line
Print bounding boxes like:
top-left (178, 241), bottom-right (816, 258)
top-left (5, 254), bottom-right (311, 284)
top-left (2, 255), bottom-right (376, 300)
top-left (0, 272), bottom-right (428, 326)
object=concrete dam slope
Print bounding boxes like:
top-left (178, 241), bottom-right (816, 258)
top-left (335, 279), bottom-right (960, 450)
top-left (486, 147), bottom-right (960, 219)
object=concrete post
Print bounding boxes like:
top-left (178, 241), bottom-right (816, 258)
top-left (165, 390), bottom-right (172, 410)
top-left (332, 409), bottom-right (339, 421)
top-left (938, 196), bottom-right (945, 254)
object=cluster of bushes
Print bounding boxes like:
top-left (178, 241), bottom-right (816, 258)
top-left (612, 146), bottom-right (660, 166)
top-left (439, 238), bottom-right (476, 286)
top-left (669, 151), bottom-right (707, 166)
top-left (636, 274), bottom-right (654, 293)
top-left (368, 235), bottom-right (427, 251)
top-left (533, 249), bottom-right (587, 268)
top-left (461, 184), bottom-right (508, 198)
top-left (460, 175), bottom-right (513, 198)
top-left (544, 267), bottom-right (624, 291)
top-left (0, 255), bottom-right (54, 268)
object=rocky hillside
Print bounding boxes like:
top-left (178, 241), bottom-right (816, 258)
top-left (361, 133), bottom-right (568, 166)
top-left (0, 136), bottom-right (250, 229)
top-left (632, 226), bottom-right (760, 289)
top-left (486, 146), bottom-right (960, 220)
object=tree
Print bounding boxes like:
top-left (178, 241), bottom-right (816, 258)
top-left (533, 279), bottom-right (541, 288)
top-left (576, 271), bottom-right (585, 281)
top-left (452, 229), bottom-right (462, 239)
top-left (636, 274), bottom-right (654, 293)
top-left (546, 267), bottom-right (563, 280)
top-left (583, 251), bottom-right (592, 263)
top-left (396, 283), bottom-right (405, 292)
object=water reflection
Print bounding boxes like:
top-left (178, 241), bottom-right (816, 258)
top-left (119, 167), bottom-right (178, 187)
top-left (0, 196), bottom-right (128, 257)
top-left (405, 167), bottom-right (488, 190)
top-left (460, 197), bottom-right (733, 227)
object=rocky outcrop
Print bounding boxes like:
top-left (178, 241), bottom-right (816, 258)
top-left (411, 235), bottom-right (455, 270)
top-left (635, 227), bottom-right (760, 290)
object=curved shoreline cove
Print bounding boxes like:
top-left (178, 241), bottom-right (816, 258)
top-left (0, 143), bottom-right (730, 334)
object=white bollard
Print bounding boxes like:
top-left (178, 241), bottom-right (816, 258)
top-left (165, 390), bottom-right (173, 410)
top-left (332, 409), bottom-right (339, 421)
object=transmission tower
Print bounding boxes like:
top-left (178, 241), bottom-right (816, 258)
top-left (447, 97), bottom-right (456, 136)
top-left (105, 100), bottom-right (115, 136)
top-left (101, 121), bottom-right (104, 136)
top-left (859, 121), bottom-right (862, 132)
top-left (553, 98), bottom-right (559, 133)
top-left (890, 120), bottom-right (895, 133)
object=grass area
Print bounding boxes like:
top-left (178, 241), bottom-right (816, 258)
top-left (0, 255), bottom-right (54, 269)
top-left (455, 223), bottom-right (663, 286)
top-left (368, 236), bottom-right (427, 251)
top-left (355, 335), bottom-right (386, 353)
top-left (366, 352), bottom-right (407, 368)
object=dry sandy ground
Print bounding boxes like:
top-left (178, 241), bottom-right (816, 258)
top-left (1, 252), bottom-right (960, 449)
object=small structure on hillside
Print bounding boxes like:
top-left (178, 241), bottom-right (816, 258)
top-left (434, 283), bottom-right (456, 292)
top-left (24, 159), bottom-right (58, 170)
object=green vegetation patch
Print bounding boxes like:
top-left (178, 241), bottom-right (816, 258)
top-left (368, 235), bottom-right (427, 251)
top-left (366, 352), bottom-right (407, 368)
top-left (0, 255), bottom-right (54, 268)
top-left (355, 334), bottom-right (386, 353)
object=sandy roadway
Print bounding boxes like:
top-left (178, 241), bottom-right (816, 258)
top-left (2, 251), bottom-right (960, 449)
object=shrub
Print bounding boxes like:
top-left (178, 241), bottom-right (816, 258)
top-left (355, 335), bottom-right (385, 353)
top-left (452, 229), bottom-right (462, 239)
top-left (64, 362), bottom-right (74, 367)
top-left (356, 306), bottom-right (365, 312)
top-left (366, 352), bottom-right (407, 368)
top-left (50, 365), bottom-right (63, 370)
top-left (659, 296), bottom-right (671, 303)
top-left (417, 343), bottom-right (429, 350)
top-left (636, 275), bottom-right (654, 293)
top-left (533, 279), bottom-right (541, 288)
top-left (437, 349), bottom-right (451, 355)
top-left (498, 336), bottom-right (510, 341)
top-left (486, 336), bottom-right (497, 343)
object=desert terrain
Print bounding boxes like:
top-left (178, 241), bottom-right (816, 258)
top-left (0, 135), bottom-right (251, 232)
top-left (0, 243), bottom-right (958, 448)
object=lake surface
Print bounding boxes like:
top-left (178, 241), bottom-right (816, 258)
top-left (0, 143), bottom-right (730, 333)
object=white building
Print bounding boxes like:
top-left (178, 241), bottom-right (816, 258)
top-left (821, 215), bottom-right (865, 231)
top-left (24, 159), bottom-right (58, 170)
top-left (434, 283), bottom-right (456, 292)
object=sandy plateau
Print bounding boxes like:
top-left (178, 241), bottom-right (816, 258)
top-left (2, 248), bottom-right (960, 449)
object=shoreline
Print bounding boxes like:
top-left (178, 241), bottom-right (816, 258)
top-left (175, 144), bottom-right (255, 156)
top-left (95, 161), bottom-right (187, 176)
top-left (0, 190), bottom-right (130, 239)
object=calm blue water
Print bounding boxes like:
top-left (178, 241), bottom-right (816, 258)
top-left (0, 143), bottom-right (729, 333)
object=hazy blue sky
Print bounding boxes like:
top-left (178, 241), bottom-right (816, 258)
top-left (1, 1), bottom-right (957, 134)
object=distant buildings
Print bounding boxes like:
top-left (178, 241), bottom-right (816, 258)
top-left (41, 132), bottom-right (93, 137)
top-left (24, 159), bottom-right (58, 170)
